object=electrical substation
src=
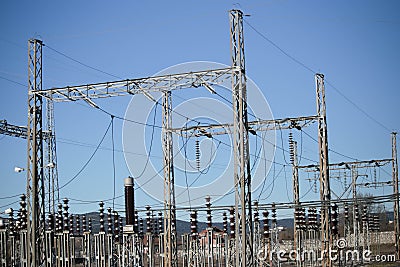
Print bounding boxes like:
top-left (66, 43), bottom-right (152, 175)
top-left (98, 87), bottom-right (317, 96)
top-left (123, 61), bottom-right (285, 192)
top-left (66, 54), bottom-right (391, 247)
top-left (0, 9), bottom-right (399, 267)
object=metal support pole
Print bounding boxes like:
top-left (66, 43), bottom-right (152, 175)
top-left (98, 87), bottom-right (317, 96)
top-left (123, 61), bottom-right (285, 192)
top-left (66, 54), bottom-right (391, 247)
top-left (0, 229), bottom-right (7, 266)
top-left (26, 38), bottom-right (45, 267)
top-left (162, 91), bottom-right (177, 267)
top-left (289, 135), bottom-right (300, 266)
top-left (253, 201), bottom-right (260, 266)
top-left (45, 97), bottom-right (59, 218)
top-left (227, 207), bottom-right (235, 267)
top-left (206, 196), bottom-right (214, 267)
top-left (352, 166), bottom-right (359, 256)
top-left (230, 9), bottom-right (253, 267)
top-left (315, 73), bottom-right (331, 267)
top-left (392, 132), bottom-right (399, 259)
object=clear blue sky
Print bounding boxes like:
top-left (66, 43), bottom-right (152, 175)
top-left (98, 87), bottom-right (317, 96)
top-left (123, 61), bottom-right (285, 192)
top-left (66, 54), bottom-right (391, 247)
top-left (1, 1), bottom-right (399, 221)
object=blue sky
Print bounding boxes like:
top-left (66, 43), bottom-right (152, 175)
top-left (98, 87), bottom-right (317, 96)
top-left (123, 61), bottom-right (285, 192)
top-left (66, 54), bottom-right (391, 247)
top-left (1, 1), bottom-right (399, 221)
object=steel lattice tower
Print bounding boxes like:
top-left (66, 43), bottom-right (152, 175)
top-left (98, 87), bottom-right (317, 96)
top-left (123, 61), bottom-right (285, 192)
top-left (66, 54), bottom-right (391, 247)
top-left (26, 38), bottom-right (46, 267)
top-left (45, 97), bottom-right (59, 217)
top-left (163, 91), bottom-right (177, 267)
top-left (230, 9), bottom-right (254, 267)
top-left (315, 73), bottom-right (332, 267)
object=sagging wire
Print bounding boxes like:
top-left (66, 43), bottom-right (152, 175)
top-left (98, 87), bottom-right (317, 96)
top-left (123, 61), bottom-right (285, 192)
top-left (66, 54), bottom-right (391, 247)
top-left (135, 102), bottom-right (158, 178)
top-left (58, 118), bottom-right (112, 190)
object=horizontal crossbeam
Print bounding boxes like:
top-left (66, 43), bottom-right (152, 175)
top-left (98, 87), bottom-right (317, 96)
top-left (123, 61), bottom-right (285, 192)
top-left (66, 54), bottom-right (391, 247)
top-left (0, 120), bottom-right (50, 139)
top-left (169, 115), bottom-right (319, 136)
top-left (32, 67), bottom-right (234, 102)
top-left (298, 158), bottom-right (393, 171)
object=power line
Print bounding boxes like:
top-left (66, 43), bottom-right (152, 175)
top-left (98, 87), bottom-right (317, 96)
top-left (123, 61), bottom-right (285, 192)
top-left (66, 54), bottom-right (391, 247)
top-left (45, 45), bottom-right (122, 80)
top-left (0, 75), bottom-right (26, 87)
top-left (0, 199), bottom-right (20, 210)
top-left (243, 19), bottom-right (315, 74)
top-left (244, 18), bottom-right (393, 133)
top-left (42, 44), bottom-right (296, 171)
top-left (0, 193), bottom-right (21, 200)
top-left (301, 128), bottom-right (359, 162)
top-left (324, 79), bottom-right (392, 133)
top-left (58, 118), bottom-right (112, 190)
top-left (135, 102), bottom-right (158, 178)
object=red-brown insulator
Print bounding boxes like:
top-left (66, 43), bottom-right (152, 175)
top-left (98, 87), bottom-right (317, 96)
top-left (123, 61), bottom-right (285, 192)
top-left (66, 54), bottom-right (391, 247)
top-left (205, 195), bottom-right (212, 228)
top-left (63, 198), bottom-right (69, 231)
top-left (229, 207), bottom-right (235, 238)
top-left (195, 139), bottom-right (200, 170)
top-left (56, 203), bottom-right (63, 232)
top-left (139, 218), bottom-right (144, 236)
top-left (289, 132), bottom-right (294, 165)
top-left (222, 212), bottom-right (228, 234)
top-left (262, 210), bottom-right (270, 239)
top-left (69, 215), bottom-right (74, 235)
top-left (82, 215), bottom-right (87, 232)
top-left (107, 207), bottom-right (113, 234)
top-left (158, 212), bottom-right (163, 234)
top-left (190, 210), bottom-right (198, 240)
top-left (124, 177), bottom-right (135, 226)
top-left (271, 203), bottom-right (277, 225)
top-left (254, 201), bottom-right (259, 224)
top-left (76, 215), bottom-right (81, 235)
top-left (146, 205), bottom-right (152, 233)
top-left (134, 211), bottom-right (139, 233)
top-left (99, 201), bottom-right (105, 233)
top-left (114, 211), bottom-right (120, 241)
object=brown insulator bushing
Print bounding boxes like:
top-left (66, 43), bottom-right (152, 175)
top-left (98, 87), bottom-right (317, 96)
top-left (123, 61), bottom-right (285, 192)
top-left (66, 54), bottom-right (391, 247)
top-left (229, 207), bottom-right (235, 238)
top-left (99, 201), bottom-right (105, 233)
top-left (124, 177), bottom-right (135, 226)
top-left (158, 212), bottom-right (163, 234)
top-left (222, 212), bottom-right (227, 234)
top-left (82, 215), bottom-right (87, 232)
top-left (190, 210), bottom-right (198, 240)
top-left (262, 210), bottom-right (270, 239)
top-left (146, 205), bottom-right (152, 233)
top-left (107, 207), bottom-right (113, 234)
top-left (205, 195), bottom-right (212, 228)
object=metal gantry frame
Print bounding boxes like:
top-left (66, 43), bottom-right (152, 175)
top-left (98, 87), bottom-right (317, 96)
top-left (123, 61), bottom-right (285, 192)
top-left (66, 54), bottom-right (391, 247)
top-left (0, 116), bottom-right (58, 217)
top-left (315, 73), bottom-right (331, 267)
top-left (19, 10), bottom-right (343, 267)
top-left (28, 66), bottom-right (234, 267)
top-left (23, 10), bottom-right (246, 267)
top-left (229, 9), bottom-right (253, 267)
top-left (299, 155), bottom-right (398, 263)
top-left (162, 91), bottom-right (177, 266)
top-left (26, 38), bottom-right (46, 267)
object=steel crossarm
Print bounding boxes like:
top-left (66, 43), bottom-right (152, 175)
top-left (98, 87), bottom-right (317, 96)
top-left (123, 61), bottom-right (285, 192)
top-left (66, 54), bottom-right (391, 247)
top-left (32, 67), bottom-right (234, 102)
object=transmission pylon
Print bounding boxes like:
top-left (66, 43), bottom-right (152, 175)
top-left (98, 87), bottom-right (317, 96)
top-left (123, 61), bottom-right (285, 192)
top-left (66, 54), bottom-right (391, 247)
top-left (230, 9), bottom-right (254, 267)
top-left (162, 91), bottom-right (177, 267)
top-left (26, 38), bottom-right (46, 267)
top-left (315, 73), bottom-right (331, 267)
